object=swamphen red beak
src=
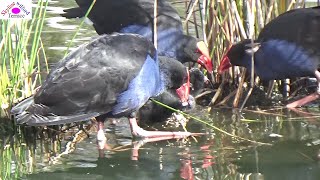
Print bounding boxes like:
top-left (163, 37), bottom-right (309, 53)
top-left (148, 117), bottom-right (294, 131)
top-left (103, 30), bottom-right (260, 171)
top-left (176, 68), bottom-right (190, 106)
top-left (196, 41), bottom-right (213, 74)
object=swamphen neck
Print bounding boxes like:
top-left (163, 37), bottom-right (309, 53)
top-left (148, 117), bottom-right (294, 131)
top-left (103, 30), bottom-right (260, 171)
top-left (61, 0), bottom-right (213, 73)
top-left (218, 6), bottom-right (320, 108)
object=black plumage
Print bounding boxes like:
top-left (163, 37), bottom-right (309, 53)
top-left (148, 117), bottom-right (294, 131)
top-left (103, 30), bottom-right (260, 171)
top-left (218, 6), bottom-right (320, 108)
top-left (61, 0), bottom-right (213, 73)
top-left (11, 33), bottom-right (192, 139)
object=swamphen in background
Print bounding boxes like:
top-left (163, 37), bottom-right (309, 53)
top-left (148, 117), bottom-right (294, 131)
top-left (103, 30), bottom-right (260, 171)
top-left (61, 0), bottom-right (213, 73)
top-left (218, 6), bottom-right (320, 108)
top-left (11, 33), bottom-right (193, 150)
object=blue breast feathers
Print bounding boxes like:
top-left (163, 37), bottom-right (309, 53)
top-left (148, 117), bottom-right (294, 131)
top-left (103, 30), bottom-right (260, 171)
top-left (120, 25), bottom-right (153, 38)
top-left (112, 54), bottom-right (165, 116)
top-left (120, 25), bottom-right (183, 58)
top-left (245, 39), bottom-right (316, 80)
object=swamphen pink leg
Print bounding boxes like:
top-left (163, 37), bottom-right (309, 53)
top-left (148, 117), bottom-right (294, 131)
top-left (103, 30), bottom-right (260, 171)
top-left (97, 119), bottom-right (115, 158)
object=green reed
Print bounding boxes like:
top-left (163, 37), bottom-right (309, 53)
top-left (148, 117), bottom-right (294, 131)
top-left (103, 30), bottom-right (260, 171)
top-left (0, 0), bottom-right (50, 179)
top-left (1, 135), bottom-right (29, 179)
top-left (0, 0), bottom-right (49, 117)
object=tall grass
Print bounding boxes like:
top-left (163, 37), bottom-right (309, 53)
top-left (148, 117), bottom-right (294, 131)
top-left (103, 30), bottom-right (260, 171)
top-left (0, 129), bottom-right (30, 179)
top-left (0, 0), bottom-right (49, 117)
top-left (0, 0), bottom-right (49, 179)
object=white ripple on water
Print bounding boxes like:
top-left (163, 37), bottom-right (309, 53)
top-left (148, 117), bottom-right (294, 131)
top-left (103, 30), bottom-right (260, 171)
top-left (48, 47), bottom-right (77, 51)
top-left (46, 17), bottom-right (80, 30)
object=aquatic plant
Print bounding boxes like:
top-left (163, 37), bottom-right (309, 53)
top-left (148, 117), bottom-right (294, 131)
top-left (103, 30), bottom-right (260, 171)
top-left (0, 0), bottom-right (50, 179)
top-left (0, 0), bottom-right (49, 117)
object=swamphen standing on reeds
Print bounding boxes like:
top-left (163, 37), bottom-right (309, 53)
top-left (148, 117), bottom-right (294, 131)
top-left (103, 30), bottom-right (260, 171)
top-left (61, 0), bottom-right (213, 73)
top-left (218, 6), bottom-right (320, 108)
top-left (11, 33), bottom-right (194, 149)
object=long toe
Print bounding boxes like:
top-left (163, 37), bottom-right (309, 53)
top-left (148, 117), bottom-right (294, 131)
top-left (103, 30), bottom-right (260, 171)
top-left (286, 92), bottom-right (320, 108)
top-left (132, 126), bottom-right (204, 139)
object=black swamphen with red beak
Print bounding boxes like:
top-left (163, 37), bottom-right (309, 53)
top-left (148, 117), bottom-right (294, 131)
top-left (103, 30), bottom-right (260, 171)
top-left (11, 33), bottom-right (193, 149)
top-left (61, 0), bottom-right (213, 73)
top-left (218, 6), bottom-right (320, 108)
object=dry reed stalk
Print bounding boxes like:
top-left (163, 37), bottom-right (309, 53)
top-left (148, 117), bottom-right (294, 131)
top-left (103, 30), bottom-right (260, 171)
top-left (232, 69), bottom-right (246, 108)
top-left (192, 7), bottom-right (200, 38)
top-left (265, 0), bottom-right (275, 25)
top-left (209, 77), bottom-right (224, 105)
top-left (216, 88), bottom-right (237, 106)
top-left (256, 0), bottom-right (264, 30)
top-left (183, 0), bottom-right (199, 28)
top-left (231, 1), bottom-right (247, 39)
top-left (185, 1), bottom-right (190, 34)
top-left (200, 0), bottom-right (208, 44)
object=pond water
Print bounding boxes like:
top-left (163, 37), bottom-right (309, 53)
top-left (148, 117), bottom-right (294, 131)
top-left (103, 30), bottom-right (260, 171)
top-left (2, 1), bottom-right (320, 180)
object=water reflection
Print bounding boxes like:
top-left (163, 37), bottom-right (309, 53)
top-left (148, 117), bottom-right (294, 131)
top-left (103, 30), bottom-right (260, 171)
top-left (234, 140), bottom-right (320, 180)
top-left (41, 0), bottom-right (95, 61)
top-left (2, 105), bottom-right (320, 179)
top-left (46, 17), bottom-right (78, 30)
top-left (24, 124), bottom-right (216, 180)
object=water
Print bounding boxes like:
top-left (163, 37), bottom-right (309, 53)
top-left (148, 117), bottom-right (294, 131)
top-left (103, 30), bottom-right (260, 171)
top-left (4, 106), bottom-right (320, 180)
top-left (2, 1), bottom-right (320, 180)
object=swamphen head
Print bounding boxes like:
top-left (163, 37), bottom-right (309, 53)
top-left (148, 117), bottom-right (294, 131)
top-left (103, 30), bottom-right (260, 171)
top-left (158, 56), bottom-right (191, 106)
top-left (218, 39), bottom-right (258, 74)
top-left (182, 38), bottom-right (213, 74)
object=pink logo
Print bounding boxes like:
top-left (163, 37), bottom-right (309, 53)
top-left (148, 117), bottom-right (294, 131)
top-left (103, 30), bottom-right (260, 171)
top-left (0, 1), bottom-right (32, 19)
top-left (11, 7), bottom-right (20, 14)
